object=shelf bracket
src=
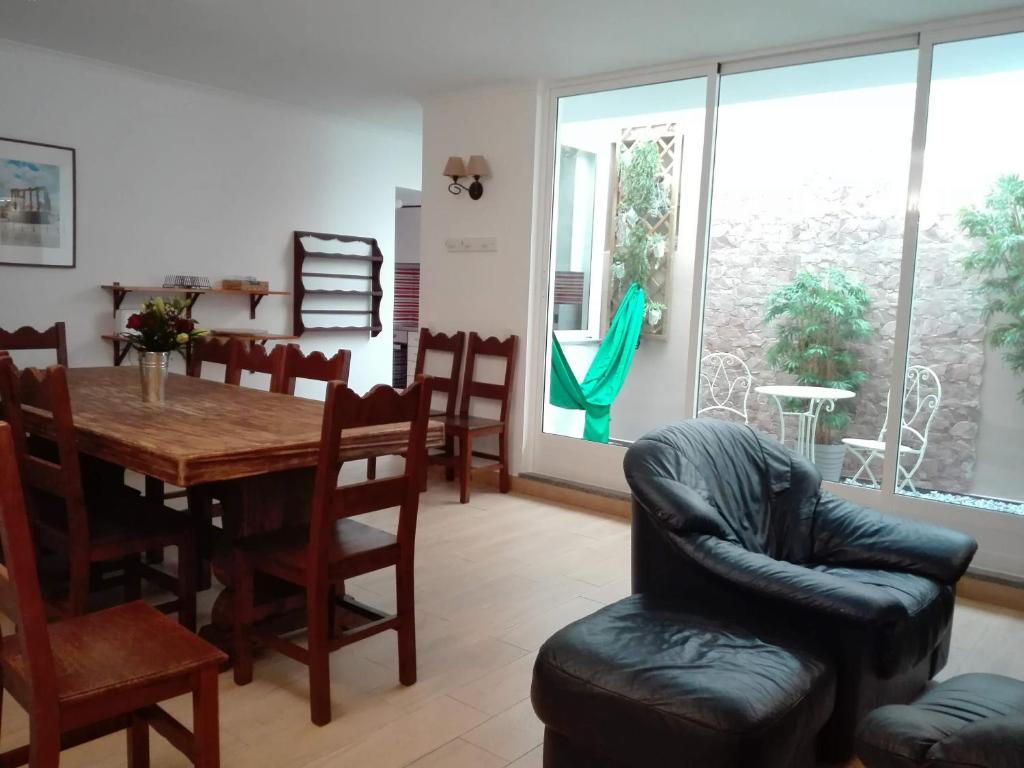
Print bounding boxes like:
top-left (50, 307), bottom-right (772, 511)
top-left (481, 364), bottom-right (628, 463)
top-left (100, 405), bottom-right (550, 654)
top-left (249, 293), bottom-right (264, 320)
top-left (111, 284), bottom-right (129, 317)
top-left (184, 292), bottom-right (201, 319)
top-left (111, 336), bottom-right (132, 367)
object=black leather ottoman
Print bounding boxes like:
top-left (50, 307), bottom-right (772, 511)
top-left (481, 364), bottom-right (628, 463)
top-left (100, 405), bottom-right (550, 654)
top-left (857, 673), bottom-right (1024, 767)
top-left (531, 594), bottom-right (836, 768)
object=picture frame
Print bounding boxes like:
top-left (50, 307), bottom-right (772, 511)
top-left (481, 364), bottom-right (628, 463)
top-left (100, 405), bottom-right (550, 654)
top-left (0, 136), bottom-right (76, 268)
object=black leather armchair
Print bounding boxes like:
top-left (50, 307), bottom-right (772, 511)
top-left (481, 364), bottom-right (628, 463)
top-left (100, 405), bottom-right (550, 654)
top-left (625, 419), bottom-right (977, 760)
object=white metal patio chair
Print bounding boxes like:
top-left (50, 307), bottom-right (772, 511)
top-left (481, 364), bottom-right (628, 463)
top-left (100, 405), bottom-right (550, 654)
top-left (698, 352), bottom-right (753, 423)
top-left (842, 364), bottom-right (942, 492)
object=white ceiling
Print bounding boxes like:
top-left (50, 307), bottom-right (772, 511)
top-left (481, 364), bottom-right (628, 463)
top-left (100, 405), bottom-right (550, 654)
top-left (1, 0), bottom-right (1020, 131)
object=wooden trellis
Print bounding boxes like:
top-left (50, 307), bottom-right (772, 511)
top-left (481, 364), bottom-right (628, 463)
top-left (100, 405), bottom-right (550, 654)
top-left (604, 123), bottom-right (684, 338)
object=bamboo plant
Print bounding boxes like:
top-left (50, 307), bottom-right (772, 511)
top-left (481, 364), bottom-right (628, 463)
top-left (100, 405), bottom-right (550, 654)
top-left (763, 267), bottom-right (872, 443)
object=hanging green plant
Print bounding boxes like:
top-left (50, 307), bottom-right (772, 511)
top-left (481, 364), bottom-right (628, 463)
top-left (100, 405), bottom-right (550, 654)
top-left (610, 139), bottom-right (670, 335)
top-left (959, 174), bottom-right (1024, 402)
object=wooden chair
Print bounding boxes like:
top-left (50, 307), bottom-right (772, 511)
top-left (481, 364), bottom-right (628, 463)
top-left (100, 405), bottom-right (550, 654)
top-left (189, 339), bottom-right (350, 394)
top-left (183, 342), bottom-right (351, 585)
top-left (234, 341), bottom-right (285, 386)
top-left (0, 323), bottom-right (68, 367)
top-left (271, 344), bottom-right (351, 395)
top-left (187, 337), bottom-right (246, 384)
top-left (0, 359), bottom-right (198, 629)
top-left (368, 329), bottom-right (463, 481)
top-left (433, 333), bottom-right (517, 503)
top-left (0, 421), bottom-right (226, 768)
top-left (232, 378), bottom-right (432, 726)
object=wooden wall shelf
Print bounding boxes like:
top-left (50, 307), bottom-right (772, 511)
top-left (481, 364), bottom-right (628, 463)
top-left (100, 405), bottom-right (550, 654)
top-left (101, 330), bottom-right (298, 367)
top-left (293, 231), bottom-right (384, 337)
top-left (102, 282), bottom-right (289, 320)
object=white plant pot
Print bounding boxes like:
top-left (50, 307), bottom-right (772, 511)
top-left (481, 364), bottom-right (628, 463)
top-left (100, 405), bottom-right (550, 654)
top-left (813, 443), bottom-right (847, 483)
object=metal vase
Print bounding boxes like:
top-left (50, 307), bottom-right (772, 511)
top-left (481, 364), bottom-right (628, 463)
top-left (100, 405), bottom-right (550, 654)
top-left (139, 351), bottom-right (170, 403)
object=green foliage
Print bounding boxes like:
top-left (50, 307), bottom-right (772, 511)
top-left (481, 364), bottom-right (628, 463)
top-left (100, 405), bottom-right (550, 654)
top-left (959, 174), bottom-right (1024, 402)
top-left (764, 268), bottom-right (873, 442)
top-left (611, 140), bottom-right (669, 333)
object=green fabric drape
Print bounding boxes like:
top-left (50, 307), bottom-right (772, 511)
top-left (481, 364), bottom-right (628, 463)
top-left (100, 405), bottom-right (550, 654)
top-left (549, 283), bottom-right (646, 443)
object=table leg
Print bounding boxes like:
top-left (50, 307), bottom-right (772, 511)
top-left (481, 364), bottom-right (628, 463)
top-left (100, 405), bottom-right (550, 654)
top-left (807, 398), bottom-right (837, 463)
top-left (768, 395), bottom-right (786, 447)
top-left (198, 467), bottom-right (314, 653)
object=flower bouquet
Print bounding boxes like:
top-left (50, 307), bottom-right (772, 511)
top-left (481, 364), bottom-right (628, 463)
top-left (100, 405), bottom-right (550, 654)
top-left (122, 297), bottom-right (208, 402)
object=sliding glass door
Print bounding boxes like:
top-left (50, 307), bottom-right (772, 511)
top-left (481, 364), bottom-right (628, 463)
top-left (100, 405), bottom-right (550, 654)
top-left (894, 31), bottom-right (1024, 514)
top-left (700, 50), bottom-right (918, 485)
top-left (531, 16), bottom-right (1024, 572)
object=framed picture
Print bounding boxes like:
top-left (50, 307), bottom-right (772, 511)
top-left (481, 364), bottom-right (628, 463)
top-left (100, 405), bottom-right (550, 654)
top-left (0, 137), bottom-right (76, 268)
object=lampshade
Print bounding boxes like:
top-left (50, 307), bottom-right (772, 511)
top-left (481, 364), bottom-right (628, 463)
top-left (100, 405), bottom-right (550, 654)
top-left (465, 155), bottom-right (491, 178)
top-left (443, 156), bottom-right (467, 178)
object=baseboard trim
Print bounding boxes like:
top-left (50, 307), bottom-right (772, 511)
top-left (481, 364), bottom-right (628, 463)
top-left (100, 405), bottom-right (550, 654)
top-left (468, 469), bottom-right (1024, 610)
top-left (513, 473), bottom-right (632, 518)
top-left (467, 468), bottom-right (631, 518)
top-left (959, 571), bottom-right (1024, 612)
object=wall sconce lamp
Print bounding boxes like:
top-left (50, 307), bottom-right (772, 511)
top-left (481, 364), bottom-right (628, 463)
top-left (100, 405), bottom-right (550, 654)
top-left (444, 155), bottom-right (490, 200)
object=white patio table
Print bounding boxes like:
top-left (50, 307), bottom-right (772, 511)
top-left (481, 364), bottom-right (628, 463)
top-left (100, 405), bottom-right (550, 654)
top-left (754, 385), bottom-right (856, 461)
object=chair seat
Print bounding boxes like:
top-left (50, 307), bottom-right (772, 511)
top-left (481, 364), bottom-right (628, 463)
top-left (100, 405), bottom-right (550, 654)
top-left (238, 518), bottom-right (398, 580)
top-left (841, 437), bottom-right (915, 454)
top-left (441, 414), bottom-right (504, 433)
top-left (811, 565), bottom-right (952, 674)
top-left (32, 487), bottom-right (191, 554)
top-left (857, 673), bottom-right (1024, 768)
top-left (532, 594), bottom-right (836, 768)
top-left (1, 601), bottom-right (224, 708)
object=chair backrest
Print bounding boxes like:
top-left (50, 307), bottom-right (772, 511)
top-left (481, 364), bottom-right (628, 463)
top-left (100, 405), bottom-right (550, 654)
top-left (0, 323), bottom-right (68, 367)
top-left (0, 351), bottom-right (8, 418)
top-left (0, 360), bottom-right (90, 545)
top-left (272, 344), bottom-right (351, 395)
top-left (458, 333), bottom-right (518, 422)
top-left (697, 352), bottom-right (752, 423)
top-left (414, 329), bottom-right (465, 417)
top-left (0, 421), bottom-right (60, 721)
top-left (188, 337), bottom-right (246, 384)
top-left (307, 379), bottom-right (432, 578)
top-left (624, 419), bottom-right (822, 562)
top-left (234, 342), bottom-right (286, 389)
top-left (895, 364), bottom-right (942, 452)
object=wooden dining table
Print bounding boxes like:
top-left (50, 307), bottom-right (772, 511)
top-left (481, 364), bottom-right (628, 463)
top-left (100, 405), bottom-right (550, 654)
top-left (23, 366), bottom-right (444, 649)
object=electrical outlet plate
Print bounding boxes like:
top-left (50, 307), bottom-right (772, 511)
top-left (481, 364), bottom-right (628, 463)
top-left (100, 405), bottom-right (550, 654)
top-left (445, 237), bottom-right (497, 253)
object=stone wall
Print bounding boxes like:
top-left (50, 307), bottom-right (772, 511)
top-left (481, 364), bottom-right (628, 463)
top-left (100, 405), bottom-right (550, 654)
top-left (701, 182), bottom-right (986, 493)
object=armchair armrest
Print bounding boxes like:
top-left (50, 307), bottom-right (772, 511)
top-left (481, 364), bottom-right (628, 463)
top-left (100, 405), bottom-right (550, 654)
top-left (681, 534), bottom-right (909, 624)
top-left (930, 716), bottom-right (1024, 768)
top-left (813, 494), bottom-right (977, 584)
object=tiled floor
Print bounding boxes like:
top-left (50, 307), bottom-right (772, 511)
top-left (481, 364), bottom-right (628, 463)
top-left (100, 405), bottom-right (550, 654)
top-left (1, 480), bottom-right (1021, 767)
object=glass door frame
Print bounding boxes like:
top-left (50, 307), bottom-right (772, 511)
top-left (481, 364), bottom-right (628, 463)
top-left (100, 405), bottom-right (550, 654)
top-left (523, 9), bottom-right (1024, 579)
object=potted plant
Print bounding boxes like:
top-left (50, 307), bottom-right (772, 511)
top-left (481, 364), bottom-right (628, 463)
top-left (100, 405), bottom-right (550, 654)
top-left (122, 297), bottom-right (207, 402)
top-left (764, 267), bottom-right (872, 480)
top-left (959, 174), bottom-right (1024, 401)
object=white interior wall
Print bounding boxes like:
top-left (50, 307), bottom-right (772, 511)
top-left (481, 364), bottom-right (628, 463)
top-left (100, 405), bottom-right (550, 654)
top-left (419, 85), bottom-right (541, 472)
top-left (0, 41), bottom-right (422, 395)
top-left (395, 207), bottom-right (422, 266)
top-left (395, 204), bottom-right (421, 384)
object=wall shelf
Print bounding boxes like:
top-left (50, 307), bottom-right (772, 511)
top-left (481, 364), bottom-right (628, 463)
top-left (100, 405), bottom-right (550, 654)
top-left (293, 231), bottom-right (384, 337)
top-left (101, 330), bottom-right (298, 367)
top-left (303, 289), bottom-right (383, 297)
top-left (101, 282), bottom-right (289, 320)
